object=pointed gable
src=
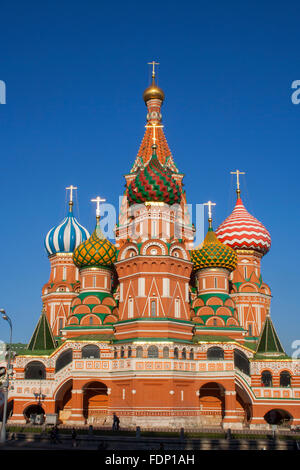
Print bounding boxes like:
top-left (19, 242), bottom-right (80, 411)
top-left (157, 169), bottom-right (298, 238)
top-left (27, 311), bottom-right (56, 351)
top-left (255, 314), bottom-right (286, 358)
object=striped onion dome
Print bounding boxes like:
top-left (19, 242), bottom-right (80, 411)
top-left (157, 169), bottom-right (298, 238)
top-left (73, 224), bottom-right (117, 268)
top-left (45, 206), bottom-right (90, 256)
top-left (127, 145), bottom-right (182, 206)
top-left (216, 196), bottom-right (271, 255)
top-left (191, 226), bottom-right (237, 272)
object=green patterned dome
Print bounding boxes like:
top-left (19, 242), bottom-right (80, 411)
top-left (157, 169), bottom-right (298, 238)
top-left (127, 145), bottom-right (182, 206)
top-left (191, 227), bottom-right (237, 272)
top-left (73, 224), bottom-right (117, 268)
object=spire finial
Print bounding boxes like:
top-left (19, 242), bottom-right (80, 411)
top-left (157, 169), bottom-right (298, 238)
top-left (91, 196), bottom-right (106, 223)
top-left (148, 61), bottom-right (160, 79)
top-left (230, 170), bottom-right (245, 197)
top-left (203, 201), bottom-right (216, 229)
top-left (66, 185), bottom-right (77, 211)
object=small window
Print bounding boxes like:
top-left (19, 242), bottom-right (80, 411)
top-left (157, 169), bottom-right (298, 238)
top-left (163, 346), bottom-right (169, 358)
top-left (114, 348), bottom-right (118, 359)
top-left (182, 348), bottom-right (186, 360)
top-left (128, 346), bottom-right (132, 358)
top-left (148, 346), bottom-right (158, 358)
top-left (82, 345), bottom-right (100, 359)
top-left (136, 346), bottom-right (143, 358)
top-left (280, 371), bottom-right (291, 388)
top-left (214, 277), bottom-right (217, 288)
top-left (190, 348), bottom-right (194, 360)
top-left (261, 371), bottom-right (273, 387)
top-left (174, 347), bottom-right (179, 359)
top-left (121, 347), bottom-right (125, 358)
top-left (89, 316), bottom-right (93, 325)
top-left (207, 347), bottom-right (224, 361)
top-left (25, 361), bottom-right (46, 380)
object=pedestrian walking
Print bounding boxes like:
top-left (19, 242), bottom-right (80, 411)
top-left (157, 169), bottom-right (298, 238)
top-left (112, 413), bottom-right (120, 431)
top-left (71, 427), bottom-right (77, 448)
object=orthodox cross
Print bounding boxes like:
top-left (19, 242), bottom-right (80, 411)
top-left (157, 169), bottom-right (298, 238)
top-left (230, 169), bottom-right (245, 193)
top-left (148, 61), bottom-right (159, 78)
top-left (66, 185), bottom-right (77, 210)
top-left (203, 201), bottom-right (216, 228)
top-left (145, 122), bottom-right (164, 145)
top-left (91, 196), bottom-right (106, 222)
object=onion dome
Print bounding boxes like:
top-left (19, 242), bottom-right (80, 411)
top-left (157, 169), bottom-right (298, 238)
top-left (216, 195), bottom-right (271, 255)
top-left (127, 144), bottom-right (182, 205)
top-left (143, 76), bottom-right (165, 103)
top-left (73, 223), bottom-right (117, 268)
top-left (191, 222), bottom-right (237, 272)
top-left (45, 203), bottom-right (89, 256)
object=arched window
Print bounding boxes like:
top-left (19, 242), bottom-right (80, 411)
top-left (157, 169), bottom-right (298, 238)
top-left (89, 316), bottom-right (93, 325)
top-left (182, 348), bottom-right (187, 360)
top-left (55, 349), bottom-right (73, 373)
top-left (121, 346), bottom-right (125, 358)
top-left (174, 347), bottom-right (179, 359)
top-left (163, 346), bottom-right (169, 358)
top-left (136, 346), bottom-right (143, 358)
top-left (280, 371), bottom-right (291, 388)
top-left (114, 348), bottom-right (118, 359)
top-left (190, 348), bottom-right (194, 360)
top-left (261, 370), bottom-right (273, 387)
top-left (151, 300), bottom-right (157, 317)
top-left (207, 346), bottom-right (224, 361)
top-left (148, 345), bottom-right (158, 358)
top-left (82, 344), bottom-right (100, 359)
top-left (234, 349), bottom-right (250, 376)
top-left (128, 346), bottom-right (132, 358)
top-left (24, 361), bottom-right (46, 380)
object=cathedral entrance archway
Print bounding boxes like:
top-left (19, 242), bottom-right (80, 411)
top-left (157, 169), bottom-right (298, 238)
top-left (83, 381), bottom-right (109, 425)
top-left (235, 383), bottom-right (253, 424)
top-left (55, 379), bottom-right (73, 424)
top-left (23, 403), bottom-right (45, 423)
top-left (198, 382), bottom-right (225, 426)
top-left (264, 409), bottom-right (293, 427)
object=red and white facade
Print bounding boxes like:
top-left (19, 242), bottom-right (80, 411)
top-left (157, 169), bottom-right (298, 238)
top-left (3, 74), bottom-right (300, 431)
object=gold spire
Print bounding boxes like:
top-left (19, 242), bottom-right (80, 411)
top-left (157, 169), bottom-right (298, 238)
top-left (143, 61), bottom-right (165, 103)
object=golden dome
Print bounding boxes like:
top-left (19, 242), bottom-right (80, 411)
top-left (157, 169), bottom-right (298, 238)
top-left (143, 78), bottom-right (165, 103)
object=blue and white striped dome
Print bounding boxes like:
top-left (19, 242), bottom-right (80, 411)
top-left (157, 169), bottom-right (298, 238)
top-left (45, 207), bottom-right (90, 256)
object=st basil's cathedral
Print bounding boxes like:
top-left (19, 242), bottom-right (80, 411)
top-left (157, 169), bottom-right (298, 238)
top-left (4, 66), bottom-right (300, 430)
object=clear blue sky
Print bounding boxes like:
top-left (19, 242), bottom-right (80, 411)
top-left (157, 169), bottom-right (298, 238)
top-left (0, 1), bottom-right (299, 354)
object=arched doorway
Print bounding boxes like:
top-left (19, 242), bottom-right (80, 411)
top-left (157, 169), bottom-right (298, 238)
top-left (235, 383), bottom-right (253, 424)
top-left (23, 404), bottom-right (45, 424)
top-left (264, 409), bottom-right (293, 427)
top-left (55, 379), bottom-right (73, 424)
top-left (83, 381), bottom-right (109, 425)
top-left (198, 382), bottom-right (225, 426)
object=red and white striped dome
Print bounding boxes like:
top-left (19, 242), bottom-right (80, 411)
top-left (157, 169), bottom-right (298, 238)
top-left (216, 196), bottom-right (271, 255)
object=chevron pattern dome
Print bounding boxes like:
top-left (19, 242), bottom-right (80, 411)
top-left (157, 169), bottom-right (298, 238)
top-left (191, 227), bottom-right (237, 272)
top-left (45, 208), bottom-right (89, 256)
top-left (216, 197), bottom-right (271, 255)
top-left (73, 224), bottom-right (117, 268)
top-left (127, 146), bottom-right (182, 206)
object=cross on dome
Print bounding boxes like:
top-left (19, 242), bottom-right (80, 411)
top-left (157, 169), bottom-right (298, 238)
top-left (91, 196), bottom-right (106, 222)
top-left (66, 185), bottom-right (78, 211)
top-left (148, 61), bottom-right (160, 78)
top-left (230, 170), bottom-right (245, 196)
top-left (203, 201), bottom-right (216, 228)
